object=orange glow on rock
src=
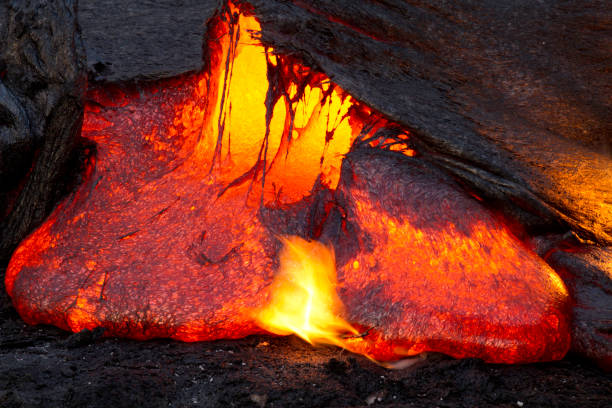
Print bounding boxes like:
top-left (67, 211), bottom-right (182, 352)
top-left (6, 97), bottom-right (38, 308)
top-left (5, 1), bottom-right (571, 364)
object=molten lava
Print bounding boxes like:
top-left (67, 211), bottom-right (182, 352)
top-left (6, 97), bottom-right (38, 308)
top-left (256, 236), bottom-right (358, 347)
top-left (6, 1), bottom-right (571, 364)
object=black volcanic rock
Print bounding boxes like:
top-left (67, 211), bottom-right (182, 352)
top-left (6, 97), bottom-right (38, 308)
top-left (79, 0), bottom-right (218, 82)
top-left (0, 0), bottom-right (86, 262)
top-left (547, 246), bottom-right (612, 369)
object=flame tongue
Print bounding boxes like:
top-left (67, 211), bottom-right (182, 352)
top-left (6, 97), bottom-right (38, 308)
top-left (256, 236), bottom-right (359, 347)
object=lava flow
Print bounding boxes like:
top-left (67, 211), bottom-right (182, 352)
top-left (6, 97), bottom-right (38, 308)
top-left (6, 1), bottom-right (571, 364)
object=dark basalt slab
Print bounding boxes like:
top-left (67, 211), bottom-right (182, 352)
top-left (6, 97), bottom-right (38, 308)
top-left (79, 0), bottom-right (218, 82)
top-left (548, 246), bottom-right (612, 370)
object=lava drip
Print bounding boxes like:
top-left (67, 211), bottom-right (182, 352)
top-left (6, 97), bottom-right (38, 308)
top-left (6, 1), bottom-right (570, 363)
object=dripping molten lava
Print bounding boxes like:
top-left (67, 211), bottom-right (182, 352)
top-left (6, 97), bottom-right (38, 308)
top-left (6, 1), bottom-right (571, 364)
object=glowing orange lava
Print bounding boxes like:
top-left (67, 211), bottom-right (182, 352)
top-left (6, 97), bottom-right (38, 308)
top-left (5, 1), bottom-right (571, 364)
top-left (191, 1), bottom-right (389, 205)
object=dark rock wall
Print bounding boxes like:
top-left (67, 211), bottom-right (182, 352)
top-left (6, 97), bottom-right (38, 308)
top-left (0, 0), bottom-right (86, 262)
top-left (547, 246), bottom-right (612, 369)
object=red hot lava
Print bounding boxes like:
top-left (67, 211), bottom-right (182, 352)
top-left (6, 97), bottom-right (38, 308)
top-left (6, 2), bottom-right (570, 364)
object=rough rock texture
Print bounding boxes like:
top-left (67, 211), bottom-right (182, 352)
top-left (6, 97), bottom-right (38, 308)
top-left (79, 0), bottom-right (219, 82)
top-left (528, 234), bottom-right (612, 368)
top-left (240, 0), bottom-right (612, 245)
top-left (0, 0), bottom-right (86, 263)
top-left (547, 246), bottom-right (612, 370)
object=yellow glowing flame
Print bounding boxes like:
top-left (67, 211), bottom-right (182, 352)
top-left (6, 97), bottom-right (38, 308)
top-left (256, 236), bottom-right (359, 347)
